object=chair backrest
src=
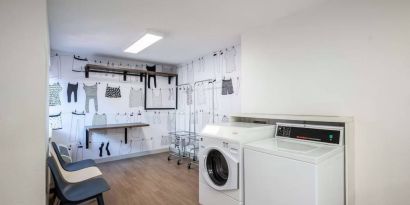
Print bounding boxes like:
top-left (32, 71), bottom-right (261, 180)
top-left (47, 157), bottom-right (69, 200)
top-left (51, 142), bottom-right (68, 170)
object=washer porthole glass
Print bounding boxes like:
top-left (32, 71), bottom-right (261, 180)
top-left (206, 149), bottom-right (229, 186)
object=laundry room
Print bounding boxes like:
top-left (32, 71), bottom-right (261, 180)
top-left (2, 0), bottom-right (410, 205)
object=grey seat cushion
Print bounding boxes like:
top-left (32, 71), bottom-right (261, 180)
top-left (52, 142), bottom-right (97, 171)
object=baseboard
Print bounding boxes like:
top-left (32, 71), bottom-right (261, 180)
top-left (94, 148), bottom-right (169, 164)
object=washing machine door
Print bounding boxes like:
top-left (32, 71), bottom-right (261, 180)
top-left (201, 146), bottom-right (239, 190)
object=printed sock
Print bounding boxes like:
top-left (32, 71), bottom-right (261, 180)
top-left (99, 142), bottom-right (105, 157)
top-left (106, 142), bottom-right (111, 156)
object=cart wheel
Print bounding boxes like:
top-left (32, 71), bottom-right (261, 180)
top-left (167, 156), bottom-right (171, 161)
top-left (188, 163), bottom-right (191, 169)
top-left (177, 160), bottom-right (181, 165)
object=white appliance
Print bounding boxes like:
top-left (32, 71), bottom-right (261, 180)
top-left (199, 122), bottom-right (275, 205)
top-left (244, 123), bottom-right (345, 205)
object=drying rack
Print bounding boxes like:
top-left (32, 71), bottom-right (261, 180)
top-left (167, 83), bottom-right (193, 166)
top-left (167, 79), bottom-right (216, 169)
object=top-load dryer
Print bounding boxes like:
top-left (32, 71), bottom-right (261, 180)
top-left (199, 122), bottom-right (275, 205)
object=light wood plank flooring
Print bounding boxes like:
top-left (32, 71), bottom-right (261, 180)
top-left (87, 152), bottom-right (199, 205)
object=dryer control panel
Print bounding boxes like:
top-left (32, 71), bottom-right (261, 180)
top-left (276, 123), bottom-right (344, 145)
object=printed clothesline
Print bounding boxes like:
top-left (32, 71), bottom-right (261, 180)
top-left (54, 110), bottom-right (179, 116)
top-left (147, 87), bottom-right (177, 90)
top-left (50, 73), bottom-right (155, 84)
top-left (49, 80), bottom-right (176, 113)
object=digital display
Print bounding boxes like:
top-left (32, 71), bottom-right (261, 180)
top-left (276, 125), bottom-right (341, 144)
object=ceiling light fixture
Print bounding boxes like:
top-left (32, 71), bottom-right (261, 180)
top-left (124, 33), bottom-right (163, 54)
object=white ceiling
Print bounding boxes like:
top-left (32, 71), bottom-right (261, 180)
top-left (48, 0), bottom-right (326, 65)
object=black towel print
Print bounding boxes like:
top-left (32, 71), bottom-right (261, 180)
top-left (105, 86), bottom-right (121, 98)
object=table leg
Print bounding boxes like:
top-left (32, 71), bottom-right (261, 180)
top-left (125, 128), bottom-right (128, 144)
top-left (86, 129), bottom-right (89, 149)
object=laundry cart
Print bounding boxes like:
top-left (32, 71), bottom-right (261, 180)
top-left (167, 131), bottom-right (189, 165)
top-left (167, 131), bottom-right (200, 167)
top-left (185, 132), bottom-right (200, 169)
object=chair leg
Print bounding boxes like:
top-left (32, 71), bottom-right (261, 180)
top-left (96, 194), bottom-right (105, 205)
top-left (52, 197), bottom-right (60, 205)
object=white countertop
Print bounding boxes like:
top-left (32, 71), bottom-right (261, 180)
top-left (231, 113), bottom-right (353, 123)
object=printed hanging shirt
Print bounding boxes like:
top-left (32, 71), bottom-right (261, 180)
top-left (129, 88), bottom-right (143, 107)
top-left (49, 82), bottom-right (62, 106)
top-left (49, 113), bottom-right (62, 130)
top-left (105, 86), bottom-right (121, 98)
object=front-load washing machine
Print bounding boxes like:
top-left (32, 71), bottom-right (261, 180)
top-left (199, 122), bottom-right (275, 205)
top-left (244, 123), bottom-right (345, 205)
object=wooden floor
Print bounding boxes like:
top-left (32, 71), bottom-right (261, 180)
top-left (87, 153), bottom-right (199, 205)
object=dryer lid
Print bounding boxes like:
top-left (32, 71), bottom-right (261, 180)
top-left (244, 138), bottom-right (343, 164)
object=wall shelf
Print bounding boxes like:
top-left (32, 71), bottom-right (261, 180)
top-left (84, 64), bottom-right (178, 110)
top-left (84, 64), bottom-right (178, 80)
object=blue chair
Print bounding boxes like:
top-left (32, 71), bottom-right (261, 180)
top-left (48, 157), bottom-right (110, 205)
top-left (52, 141), bottom-right (96, 171)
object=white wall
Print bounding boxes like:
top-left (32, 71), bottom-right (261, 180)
top-left (241, 0), bottom-right (410, 204)
top-left (0, 0), bottom-right (48, 204)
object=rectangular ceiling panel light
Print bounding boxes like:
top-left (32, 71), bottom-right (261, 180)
top-left (124, 33), bottom-right (163, 54)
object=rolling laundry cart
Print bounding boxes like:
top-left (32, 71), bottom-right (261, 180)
top-left (167, 131), bottom-right (200, 167)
